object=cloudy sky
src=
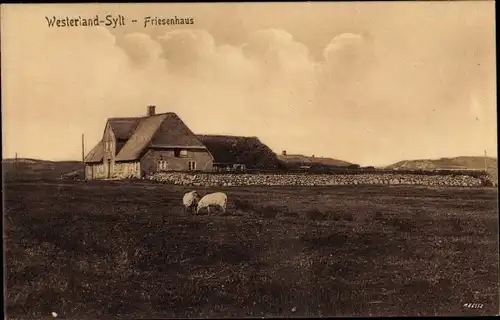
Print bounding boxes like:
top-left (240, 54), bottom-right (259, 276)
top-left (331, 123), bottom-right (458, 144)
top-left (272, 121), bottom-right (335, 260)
top-left (1, 2), bottom-right (496, 166)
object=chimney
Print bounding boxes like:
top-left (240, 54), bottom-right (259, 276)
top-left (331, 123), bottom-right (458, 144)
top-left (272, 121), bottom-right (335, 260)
top-left (282, 150), bottom-right (287, 156)
top-left (147, 105), bottom-right (156, 116)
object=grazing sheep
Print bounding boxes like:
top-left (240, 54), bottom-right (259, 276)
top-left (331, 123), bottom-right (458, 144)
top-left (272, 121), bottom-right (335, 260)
top-left (196, 192), bottom-right (228, 214)
top-left (182, 190), bottom-right (200, 213)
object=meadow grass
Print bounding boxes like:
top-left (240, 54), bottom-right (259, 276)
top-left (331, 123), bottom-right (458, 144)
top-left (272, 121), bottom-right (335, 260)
top-left (4, 180), bottom-right (499, 318)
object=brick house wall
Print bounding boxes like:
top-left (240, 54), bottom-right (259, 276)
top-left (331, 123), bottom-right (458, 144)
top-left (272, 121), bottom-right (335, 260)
top-left (140, 148), bottom-right (213, 175)
top-left (112, 161), bottom-right (141, 179)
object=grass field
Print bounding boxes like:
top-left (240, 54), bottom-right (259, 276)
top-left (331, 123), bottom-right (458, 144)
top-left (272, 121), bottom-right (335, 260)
top-left (4, 180), bottom-right (499, 318)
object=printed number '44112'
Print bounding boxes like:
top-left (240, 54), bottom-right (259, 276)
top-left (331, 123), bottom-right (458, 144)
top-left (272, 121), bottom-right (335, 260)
top-left (463, 303), bottom-right (483, 309)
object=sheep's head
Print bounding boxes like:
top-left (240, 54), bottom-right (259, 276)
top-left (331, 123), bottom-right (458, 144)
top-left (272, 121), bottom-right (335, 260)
top-left (192, 191), bottom-right (201, 205)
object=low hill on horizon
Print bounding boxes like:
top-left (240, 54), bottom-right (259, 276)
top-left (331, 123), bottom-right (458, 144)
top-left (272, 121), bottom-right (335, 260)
top-left (3, 158), bottom-right (83, 181)
top-left (386, 156), bottom-right (498, 180)
top-left (3, 158), bottom-right (79, 164)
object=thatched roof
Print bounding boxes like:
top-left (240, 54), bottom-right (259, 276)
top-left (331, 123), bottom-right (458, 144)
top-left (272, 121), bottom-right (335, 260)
top-left (196, 135), bottom-right (280, 169)
top-left (84, 140), bottom-right (104, 163)
top-left (115, 113), bottom-right (206, 161)
top-left (85, 112), bottom-right (208, 163)
top-left (114, 114), bottom-right (168, 161)
top-left (150, 113), bottom-right (206, 148)
top-left (108, 118), bottom-right (140, 141)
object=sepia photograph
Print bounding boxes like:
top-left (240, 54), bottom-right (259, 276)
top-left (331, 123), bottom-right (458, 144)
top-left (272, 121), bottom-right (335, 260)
top-left (1, 1), bottom-right (498, 318)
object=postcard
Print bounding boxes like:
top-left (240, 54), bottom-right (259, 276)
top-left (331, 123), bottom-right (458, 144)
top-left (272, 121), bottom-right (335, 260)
top-left (2, 2), bottom-right (498, 318)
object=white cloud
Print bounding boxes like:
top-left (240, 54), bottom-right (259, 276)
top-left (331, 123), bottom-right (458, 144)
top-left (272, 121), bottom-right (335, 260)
top-left (323, 32), bottom-right (364, 64)
top-left (157, 29), bottom-right (215, 72)
top-left (117, 32), bottom-right (163, 64)
top-left (2, 4), bottom-right (496, 166)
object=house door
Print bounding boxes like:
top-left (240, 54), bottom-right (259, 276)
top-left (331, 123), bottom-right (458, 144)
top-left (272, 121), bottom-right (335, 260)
top-left (107, 160), bottom-right (111, 178)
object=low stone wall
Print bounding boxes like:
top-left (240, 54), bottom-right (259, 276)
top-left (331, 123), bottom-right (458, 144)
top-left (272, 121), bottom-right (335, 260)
top-left (150, 172), bottom-right (491, 188)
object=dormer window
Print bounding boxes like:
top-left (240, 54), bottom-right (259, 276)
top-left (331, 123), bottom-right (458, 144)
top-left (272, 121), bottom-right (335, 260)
top-left (174, 149), bottom-right (188, 158)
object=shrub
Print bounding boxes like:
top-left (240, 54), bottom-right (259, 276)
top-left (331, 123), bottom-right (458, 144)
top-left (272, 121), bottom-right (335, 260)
top-left (481, 178), bottom-right (494, 187)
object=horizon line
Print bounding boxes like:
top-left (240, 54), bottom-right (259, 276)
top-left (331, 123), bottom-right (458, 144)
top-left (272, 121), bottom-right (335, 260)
top-left (3, 153), bottom-right (498, 167)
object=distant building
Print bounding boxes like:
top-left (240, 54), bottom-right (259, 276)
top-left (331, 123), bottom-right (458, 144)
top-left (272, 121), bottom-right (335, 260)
top-left (84, 106), bottom-right (278, 179)
top-left (277, 151), bottom-right (354, 169)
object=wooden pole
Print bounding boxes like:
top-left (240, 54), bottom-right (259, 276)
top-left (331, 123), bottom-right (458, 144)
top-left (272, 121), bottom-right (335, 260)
top-left (483, 149), bottom-right (488, 173)
top-left (82, 134), bottom-right (86, 180)
top-left (15, 152), bottom-right (18, 177)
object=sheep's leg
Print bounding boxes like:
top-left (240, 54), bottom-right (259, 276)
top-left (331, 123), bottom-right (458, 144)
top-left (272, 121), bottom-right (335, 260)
top-left (207, 206), bottom-right (211, 215)
top-left (222, 200), bottom-right (227, 214)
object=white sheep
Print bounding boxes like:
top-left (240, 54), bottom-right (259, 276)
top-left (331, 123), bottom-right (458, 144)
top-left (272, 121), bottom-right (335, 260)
top-left (182, 190), bottom-right (200, 213)
top-left (196, 192), bottom-right (228, 214)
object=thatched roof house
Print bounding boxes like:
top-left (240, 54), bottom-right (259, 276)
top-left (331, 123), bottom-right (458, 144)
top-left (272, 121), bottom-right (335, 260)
top-left (85, 111), bottom-right (207, 163)
top-left (84, 106), bottom-right (279, 179)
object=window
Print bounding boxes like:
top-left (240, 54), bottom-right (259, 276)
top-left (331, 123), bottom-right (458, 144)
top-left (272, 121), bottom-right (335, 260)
top-left (174, 149), bottom-right (188, 158)
top-left (158, 160), bottom-right (167, 171)
top-left (188, 161), bottom-right (196, 171)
